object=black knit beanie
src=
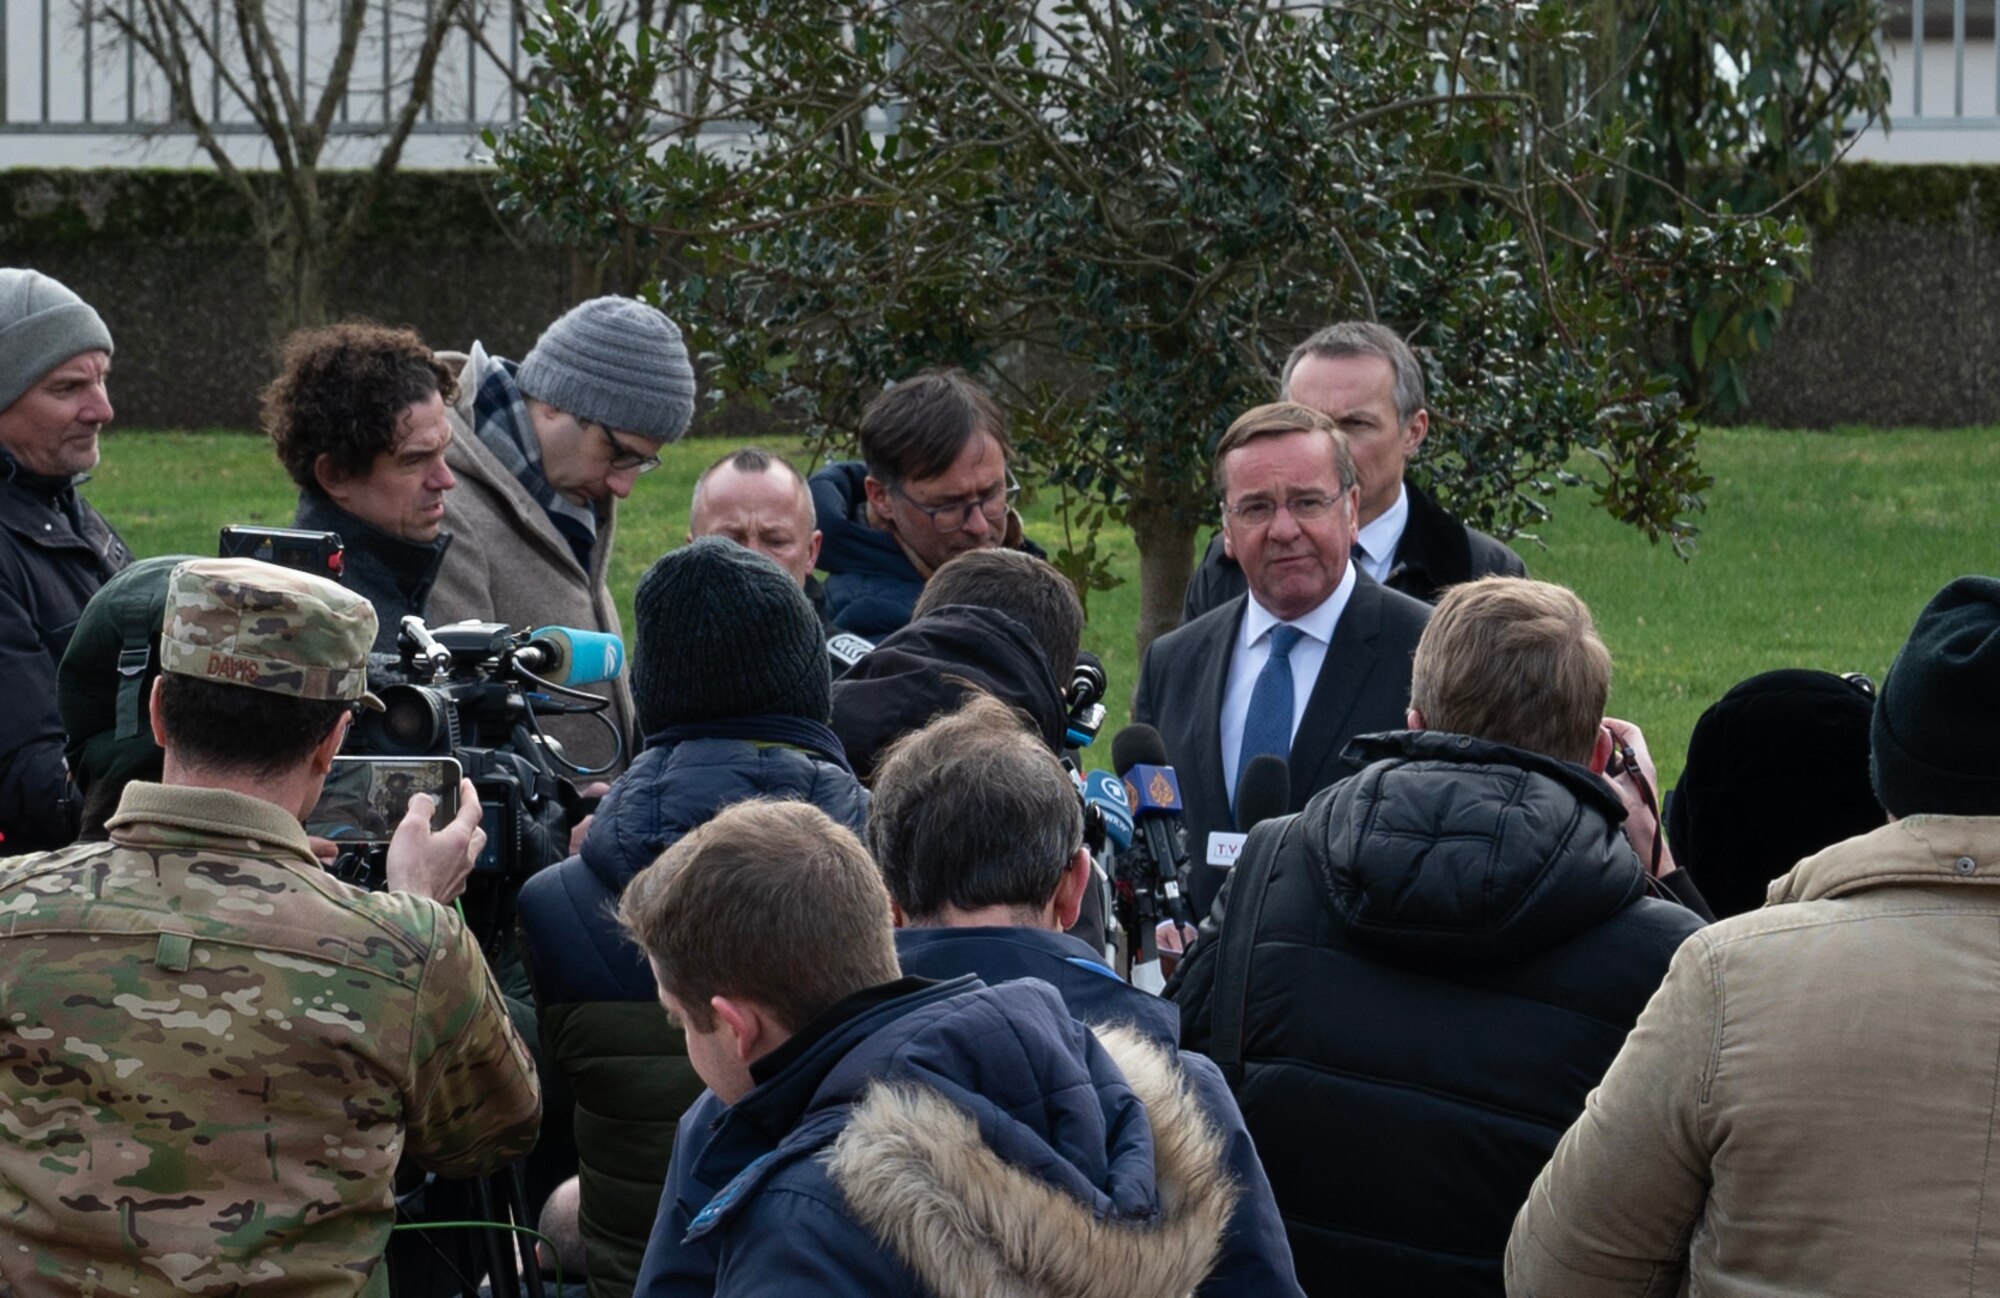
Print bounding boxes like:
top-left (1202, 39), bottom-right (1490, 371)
top-left (632, 536), bottom-right (830, 732)
top-left (1667, 669), bottom-right (1882, 919)
top-left (1871, 575), bottom-right (2000, 819)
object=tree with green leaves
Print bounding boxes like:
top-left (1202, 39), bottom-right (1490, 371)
top-left (496, 0), bottom-right (1883, 654)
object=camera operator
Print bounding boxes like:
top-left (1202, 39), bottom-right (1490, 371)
top-left (262, 322), bottom-right (459, 650)
top-left (0, 557), bottom-right (538, 1293)
top-left (56, 554), bottom-right (483, 911)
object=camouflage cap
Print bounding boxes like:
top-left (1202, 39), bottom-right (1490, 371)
top-left (160, 558), bottom-right (384, 708)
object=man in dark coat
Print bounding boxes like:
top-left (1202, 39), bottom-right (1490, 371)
top-left (262, 323), bottom-right (460, 651)
top-left (1134, 401), bottom-right (1431, 918)
top-left (829, 545), bottom-right (1084, 783)
top-left (1180, 321), bottom-right (1523, 622)
top-left (1171, 577), bottom-right (1705, 1298)
top-left (810, 369), bottom-right (1044, 639)
top-left (0, 268), bottom-right (129, 854)
top-left (515, 538), bottom-right (867, 1298)
top-left (624, 799), bottom-right (1241, 1298)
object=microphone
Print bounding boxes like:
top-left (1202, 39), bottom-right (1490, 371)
top-left (1110, 723), bottom-right (1193, 960)
top-left (1235, 753), bottom-right (1292, 833)
top-left (1065, 652), bottom-right (1109, 748)
top-left (1081, 769), bottom-right (1134, 853)
top-left (517, 626), bottom-right (627, 688)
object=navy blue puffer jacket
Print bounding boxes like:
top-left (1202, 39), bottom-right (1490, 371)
top-left (516, 735), bottom-right (868, 1298)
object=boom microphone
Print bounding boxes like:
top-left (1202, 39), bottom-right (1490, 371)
top-left (517, 626), bottom-right (627, 688)
top-left (1236, 753), bottom-right (1292, 834)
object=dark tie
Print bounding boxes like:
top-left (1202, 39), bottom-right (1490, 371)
top-left (1235, 624), bottom-right (1305, 806)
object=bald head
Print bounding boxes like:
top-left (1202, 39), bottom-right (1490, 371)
top-left (688, 448), bottom-right (821, 587)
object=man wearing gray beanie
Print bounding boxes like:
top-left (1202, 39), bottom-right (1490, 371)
top-left (0, 268), bottom-right (131, 855)
top-left (1508, 575), bottom-right (2000, 1298)
top-left (429, 297), bottom-right (699, 774)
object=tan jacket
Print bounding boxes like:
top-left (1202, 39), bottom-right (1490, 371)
top-left (1506, 814), bottom-right (2000, 1298)
top-left (429, 352), bottom-right (637, 775)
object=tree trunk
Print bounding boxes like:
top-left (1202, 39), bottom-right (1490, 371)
top-left (1127, 495), bottom-right (1198, 663)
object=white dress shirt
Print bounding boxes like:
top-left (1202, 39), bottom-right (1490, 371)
top-left (1218, 561), bottom-right (1357, 805)
top-left (1352, 482), bottom-right (1409, 585)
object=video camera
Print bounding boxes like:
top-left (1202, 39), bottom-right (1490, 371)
top-left (217, 527), bottom-right (621, 931)
top-left (330, 615), bottom-right (624, 902)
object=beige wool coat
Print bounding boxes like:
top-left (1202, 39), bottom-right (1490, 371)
top-left (427, 352), bottom-right (638, 777)
top-left (1506, 813), bottom-right (2000, 1297)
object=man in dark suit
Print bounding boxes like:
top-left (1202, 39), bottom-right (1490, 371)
top-left (1181, 321), bottom-right (1523, 622)
top-left (1134, 402), bottom-right (1430, 917)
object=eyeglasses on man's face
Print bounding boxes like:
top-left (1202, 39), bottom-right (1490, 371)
top-left (894, 471), bottom-right (1021, 534)
top-left (1225, 492), bottom-right (1344, 529)
top-left (591, 421), bottom-right (663, 474)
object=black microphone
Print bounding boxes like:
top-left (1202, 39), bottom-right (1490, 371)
top-left (1110, 723), bottom-right (1193, 960)
top-left (1235, 753), bottom-right (1291, 833)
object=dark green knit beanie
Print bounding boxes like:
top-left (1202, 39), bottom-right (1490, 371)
top-left (632, 536), bottom-right (830, 732)
top-left (1871, 575), bottom-right (2000, 818)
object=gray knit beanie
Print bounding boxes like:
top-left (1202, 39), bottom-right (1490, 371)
top-left (1871, 575), bottom-right (2000, 818)
top-left (516, 296), bottom-right (696, 445)
top-left (632, 536), bottom-right (831, 733)
top-left (0, 269), bottom-right (113, 414)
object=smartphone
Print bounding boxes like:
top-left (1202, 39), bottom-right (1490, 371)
top-left (307, 756), bottom-right (461, 845)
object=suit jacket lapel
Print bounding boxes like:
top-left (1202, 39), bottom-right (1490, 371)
top-left (1189, 598), bottom-right (1242, 822)
top-left (1288, 576), bottom-right (1385, 804)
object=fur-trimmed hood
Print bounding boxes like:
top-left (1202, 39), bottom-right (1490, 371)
top-left (676, 976), bottom-right (1240, 1297)
top-left (826, 1022), bottom-right (1238, 1298)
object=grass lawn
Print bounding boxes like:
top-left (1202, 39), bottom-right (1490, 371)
top-left (86, 426), bottom-right (1998, 787)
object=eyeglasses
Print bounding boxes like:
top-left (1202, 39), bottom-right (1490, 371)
top-left (592, 421), bottom-right (663, 474)
top-left (1225, 493), bottom-right (1343, 528)
top-left (894, 471), bottom-right (1021, 534)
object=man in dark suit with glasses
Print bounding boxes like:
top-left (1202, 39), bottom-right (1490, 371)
top-left (1134, 401), bottom-right (1431, 918)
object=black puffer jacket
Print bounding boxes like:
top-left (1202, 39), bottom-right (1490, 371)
top-left (0, 460), bottom-right (130, 854)
top-left (1172, 730), bottom-right (1703, 1298)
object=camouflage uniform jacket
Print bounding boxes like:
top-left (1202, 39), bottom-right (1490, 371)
top-left (0, 782), bottom-right (542, 1297)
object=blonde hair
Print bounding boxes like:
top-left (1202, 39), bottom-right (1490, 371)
top-left (1410, 577), bottom-right (1610, 766)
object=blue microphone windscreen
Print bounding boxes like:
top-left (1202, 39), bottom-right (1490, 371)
top-left (1123, 762), bottom-right (1184, 816)
top-left (1083, 769), bottom-right (1134, 850)
top-left (532, 626), bottom-right (627, 686)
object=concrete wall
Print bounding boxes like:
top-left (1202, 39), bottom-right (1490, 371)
top-left (0, 169), bottom-right (581, 429)
top-left (7, 163), bottom-right (2000, 432)
top-left (1736, 163), bottom-right (2000, 428)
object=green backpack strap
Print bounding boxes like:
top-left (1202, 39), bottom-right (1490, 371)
top-left (113, 625), bottom-right (153, 740)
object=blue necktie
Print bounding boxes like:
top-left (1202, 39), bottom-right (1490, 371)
top-left (1236, 624), bottom-right (1305, 807)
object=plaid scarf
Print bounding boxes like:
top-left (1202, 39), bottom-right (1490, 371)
top-left (465, 341), bottom-right (598, 568)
